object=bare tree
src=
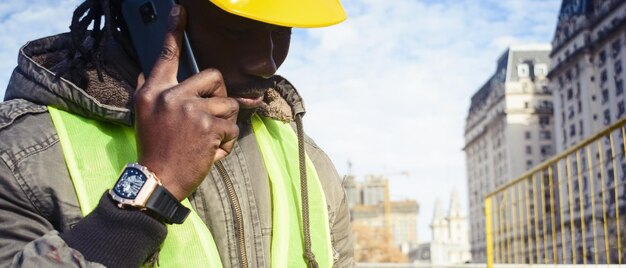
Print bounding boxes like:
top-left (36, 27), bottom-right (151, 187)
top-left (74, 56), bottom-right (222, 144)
top-left (352, 223), bottom-right (408, 263)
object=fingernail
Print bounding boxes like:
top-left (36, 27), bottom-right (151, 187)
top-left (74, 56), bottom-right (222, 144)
top-left (170, 5), bottom-right (180, 17)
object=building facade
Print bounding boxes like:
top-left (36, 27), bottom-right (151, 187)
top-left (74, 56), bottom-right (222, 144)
top-left (464, 45), bottom-right (554, 262)
top-left (550, 0), bottom-right (626, 153)
top-left (542, 0), bottom-right (626, 263)
top-left (344, 175), bottom-right (388, 208)
top-left (344, 175), bottom-right (420, 251)
top-left (411, 190), bottom-right (471, 265)
top-left (391, 201), bottom-right (420, 252)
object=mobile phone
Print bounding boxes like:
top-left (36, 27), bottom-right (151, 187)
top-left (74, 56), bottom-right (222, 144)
top-left (122, 0), bottom-right (199, 81)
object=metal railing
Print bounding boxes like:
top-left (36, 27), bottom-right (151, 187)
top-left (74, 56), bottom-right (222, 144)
top-left (355, 264), bottom-right (484, 268)
top-left (485, 117), bottom-right (626, 267)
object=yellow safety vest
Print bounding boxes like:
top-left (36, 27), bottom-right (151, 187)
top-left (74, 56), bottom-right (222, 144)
top-left (48, 106), bottom-right (332, 267)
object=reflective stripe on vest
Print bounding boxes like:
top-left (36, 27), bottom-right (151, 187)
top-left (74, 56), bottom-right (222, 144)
top-left (251, 113), bottom-right (332, 268)
top-left (49, 106), bottom-right (332, 267)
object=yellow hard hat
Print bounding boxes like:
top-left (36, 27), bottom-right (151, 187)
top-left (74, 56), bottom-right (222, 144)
top-left (209, 0), bottom-right (347, 28)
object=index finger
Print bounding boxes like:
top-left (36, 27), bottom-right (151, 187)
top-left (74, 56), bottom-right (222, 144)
top-left (145, 5), bottom-right (186, 88)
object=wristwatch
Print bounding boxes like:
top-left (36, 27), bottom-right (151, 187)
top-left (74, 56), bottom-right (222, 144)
top-left (109, 163), bottom-right (190, 224)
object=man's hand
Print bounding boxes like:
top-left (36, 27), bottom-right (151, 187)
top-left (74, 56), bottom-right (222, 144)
top-left (134, 5), bottom-right (239, 201)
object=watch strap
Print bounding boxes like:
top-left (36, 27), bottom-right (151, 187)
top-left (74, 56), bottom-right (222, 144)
top-left (145, 185), bottom-right (191, 224)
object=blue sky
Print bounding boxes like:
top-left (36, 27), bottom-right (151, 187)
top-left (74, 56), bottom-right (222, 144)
top-left (0, 0), bottom-right (562, 242)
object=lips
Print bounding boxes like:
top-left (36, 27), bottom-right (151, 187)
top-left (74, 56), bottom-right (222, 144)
top-left (233, 93), bottom-right (265, 109)
top-left (226, 78), bottom-right (274, 109)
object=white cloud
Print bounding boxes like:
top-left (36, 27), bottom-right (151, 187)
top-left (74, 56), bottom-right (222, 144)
top-left (0, 0), bottom-right (80, 96)
top-left (0, 0), bottom-right (562, 245)
top-left (280, 0), bottom-right (561, 242)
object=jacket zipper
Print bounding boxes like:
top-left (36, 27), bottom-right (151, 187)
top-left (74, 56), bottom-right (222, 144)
top-left (215, 161), bottom-right (248, 268)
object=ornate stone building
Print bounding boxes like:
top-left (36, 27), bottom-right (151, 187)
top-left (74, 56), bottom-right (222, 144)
top-left (545, 0), bottom-right (626, 263)
top-left (411, 190), bottom-right (471, 265)
top-left (464, 45), bottom-right (554, 261)
top-left (549, 0), bottom-right (626, 152)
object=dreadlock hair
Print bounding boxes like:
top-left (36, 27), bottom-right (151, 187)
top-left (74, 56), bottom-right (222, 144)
top-left (58, 0), bottom-right (130, 87)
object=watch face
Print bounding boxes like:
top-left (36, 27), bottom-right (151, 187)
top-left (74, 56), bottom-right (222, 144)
top-left (113, 167), bottom-right (147, 199)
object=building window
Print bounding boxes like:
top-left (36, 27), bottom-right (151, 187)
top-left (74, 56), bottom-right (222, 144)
top-left (540, 130), bottom-right (552, 140)
top-left (517, 64), bottom-right (529, 77)
top-left (568, 106), bottom-right (575, 119)
top-left (601, 70), bottom-right (608, 84)
top-left (618, 101), bottom-right (625, 119)
top-left (599, 50), bottom-right (607, 66)
top-left (566, 69), bottom-right (573, 81)
top-left (578, 100), bottom-right (582, 112)
top-left (617, 79), bottom-right (624, 96)
top-left (535, 64), bottom-right (548, 76)
top-left (612, 39), bottom-right (621, 58)
top-left (526, 160), bottom-right (533, 167)
top-left (580, 120), bottom-right (584, 136)
top-left (525, 131), bottom-right (531, 139)
top-left (616, 60), bottom-right (623, 74)
top-left (567, 88), bottom-right (573, 100)
top-left (602, 89), bottom-right (609, 104)
top-left (539, 116), bottom-right (550, 125)
top-left (541, 145), bottom-right (552, 156)
top-left (526, 145), bottom-right (532, 154)
top-left (570, 124), bottom-right (576, 137)
top-left (604, 109), bottom-right (611, 125)
top-left (543, 100), bottom-right (553, 109)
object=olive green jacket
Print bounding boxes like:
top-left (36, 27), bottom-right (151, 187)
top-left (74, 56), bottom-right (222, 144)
top-left (0, 33), bottom-right (354, 267)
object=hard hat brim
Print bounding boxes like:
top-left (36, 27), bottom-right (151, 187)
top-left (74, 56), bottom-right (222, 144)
top-left (209, 0), bottom-right (347, 28)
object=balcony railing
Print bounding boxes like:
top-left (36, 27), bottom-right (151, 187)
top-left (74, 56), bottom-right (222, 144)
top-left (485, 117), bottom-right (626, 267)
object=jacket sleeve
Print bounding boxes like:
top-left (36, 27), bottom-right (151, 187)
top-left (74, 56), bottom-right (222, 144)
top-left (10, 231), bottom-right (105, 268)
top-left (302, 136), bottom-right (355, 267)
top-left (0, 157), bottom-right (93, 267)
top-left (0, 156), bottom-right (167, 268)
top-left (331, 190), bottom-right (355, 267)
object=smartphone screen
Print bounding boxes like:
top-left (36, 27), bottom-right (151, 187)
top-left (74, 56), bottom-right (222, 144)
top-left (122, 0), bottom-right (199, 81)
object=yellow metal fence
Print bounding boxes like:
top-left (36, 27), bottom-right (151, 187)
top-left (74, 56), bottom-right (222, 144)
top-left (485, 118), bottom-right (626, 267)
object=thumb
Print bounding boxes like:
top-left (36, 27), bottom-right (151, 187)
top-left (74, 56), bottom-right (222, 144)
top-left (144, 5), bottom-right (186, 88)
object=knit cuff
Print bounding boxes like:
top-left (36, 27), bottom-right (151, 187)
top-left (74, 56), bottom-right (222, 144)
top-left (60, 192), bottom-right (167, 268)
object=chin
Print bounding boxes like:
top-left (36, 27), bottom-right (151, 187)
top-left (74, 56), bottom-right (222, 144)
top-left (236, 107), bottom-right (258, 124)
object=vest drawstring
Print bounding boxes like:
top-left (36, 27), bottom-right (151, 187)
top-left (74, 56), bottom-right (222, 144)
top-left (295, 113), bottom-right (319, 268)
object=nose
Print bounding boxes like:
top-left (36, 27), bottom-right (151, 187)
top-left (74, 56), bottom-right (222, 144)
top-left (241, 31), bottom-right (277, 79)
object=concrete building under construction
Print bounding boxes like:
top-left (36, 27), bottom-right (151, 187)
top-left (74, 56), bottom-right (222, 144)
top-left (344, 175), bottom-right (420, 252)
